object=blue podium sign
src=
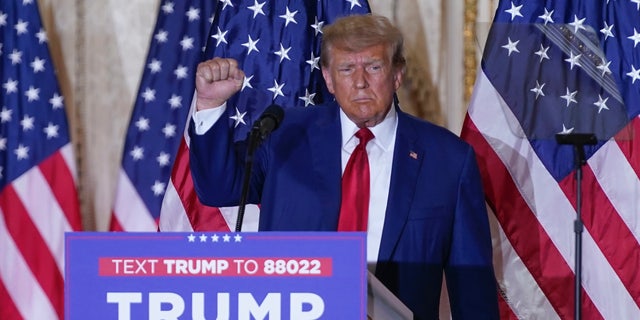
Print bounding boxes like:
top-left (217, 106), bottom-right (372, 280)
top-left (65, 232), bottom-right (366, 320)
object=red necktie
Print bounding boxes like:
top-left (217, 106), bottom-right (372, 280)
top-left (338, 127), bottom-right (374, 231)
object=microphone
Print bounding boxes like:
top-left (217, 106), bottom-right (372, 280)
top-left (555, 133), bottom-right (597, 146)
top-left (253, 104), bottom-right (284, 140)
top-left (555, 133), bottom-right (597, 166)
top-left (236, 104), bottom-right (284, 232)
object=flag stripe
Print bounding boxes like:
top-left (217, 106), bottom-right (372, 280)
top-left (602, 124), bottom-right (640, 244)
top-left (615, 118), bottom-right (640, 178)
top-left (466, 70), bottom-right (640, 318)
top-left (579, 132), bottom-right (640, 305)
top-left (111, 0), bottom-right (217, 231)
top-left (167, 138), bottom-right (231, 231)
top-left (113, 168), bottom-right (158, 231)
top-left (463, 1), bottom-right (640, 317)
top-left (0, 281), bottom-right (22, 320)
top-left (39, 145), bottom-right (82, 230)
top-left (160, 139), bottom-right (262, 232)
top-left (462, 116), bottom-right (584, 319)
top-left (0, 188), bottom-right (63, 319)
top-left (487, 208), bottom-right (558, 320)
top-left (0, 209), bottom-right (59, 320)
top-left (13, 165), bottom-right (71, 272)
top-left (0, 2), bottom-right (82, 319)
top-left (557, 167), bottom-right (640, 319)
top-left (109, 212), bottom-right (125, 231)
top-left (160, 178), bottom-right (194, 232)
top-left (497, 294), bottom-right (517, 320)
top-left (463, 73), bottom-right (586, 318)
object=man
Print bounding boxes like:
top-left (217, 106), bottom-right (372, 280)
top-left (189, 14), bottom-right (499, 320)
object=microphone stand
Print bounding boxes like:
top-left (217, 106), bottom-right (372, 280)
top-left (555, 133), bottom-right (596, 320)
top-left (235, 127), bottom-right (261, 232)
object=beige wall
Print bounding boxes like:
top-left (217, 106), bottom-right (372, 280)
top-left (38, 0), bottom-right (495, 231)
top-left (41, 0), bottom-right (158, 231)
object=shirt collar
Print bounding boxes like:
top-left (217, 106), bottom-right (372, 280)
top-left (340, 104), bottom-right (398, 152)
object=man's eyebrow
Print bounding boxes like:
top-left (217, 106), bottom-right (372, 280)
top-left (337, 58), bottom-right (384, 66)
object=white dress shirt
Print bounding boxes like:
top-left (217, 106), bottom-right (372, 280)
top-left (339, 107), bottom-right (397, 267)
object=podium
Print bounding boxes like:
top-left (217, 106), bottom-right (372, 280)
top-left (65, 232), bottom-right (411, 320)
top-left (367, 271), bottom-right (413, 319)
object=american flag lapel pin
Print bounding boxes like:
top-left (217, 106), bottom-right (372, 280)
top-left (409, 151), bottom-right (418, 160)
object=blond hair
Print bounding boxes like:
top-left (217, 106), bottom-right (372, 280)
top-left (320, 14), bottom-right (406, 69)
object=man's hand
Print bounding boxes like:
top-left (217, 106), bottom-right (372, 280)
top-left (195, 58), bottom-right (245, 111)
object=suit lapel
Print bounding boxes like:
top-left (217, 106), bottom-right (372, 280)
top-left (307, 103), bottom-right (343, 228)
top-left (377, 111), bottom-right (423, 263)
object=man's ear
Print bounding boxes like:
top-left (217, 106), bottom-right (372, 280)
top-left (393, 68), bottom-right (403, 91)
top-left (322, 68), bottom-right (335, 94)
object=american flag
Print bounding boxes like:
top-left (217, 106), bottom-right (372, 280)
top-left (0, 1), bottom-right (82, 320)
top-left (110, 0), bottom-right (216, 231)
top-left (155, 0), bottom-right (371, 232)
top-left (462, 0), bottom-right (640, 319)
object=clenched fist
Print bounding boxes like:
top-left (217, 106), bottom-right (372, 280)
top-left (195, 58), bottom-right (245, 111)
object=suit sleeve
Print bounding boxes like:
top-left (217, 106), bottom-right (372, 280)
top-left (445, 145), bottom-right (500, 319)
top-left (188, 118), bottom-right (263, 207)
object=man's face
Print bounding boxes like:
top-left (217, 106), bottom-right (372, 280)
top-left (322, 44), bottom-right (402, 128)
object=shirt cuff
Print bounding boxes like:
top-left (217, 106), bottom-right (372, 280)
top-left (192, 102), bottom-right (227, 135)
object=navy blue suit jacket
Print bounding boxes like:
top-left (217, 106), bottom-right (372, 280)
top-left (190, 101), bottom-right (499, 320)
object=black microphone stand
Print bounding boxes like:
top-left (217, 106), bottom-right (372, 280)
top-left (234, 104), bottom-right (284, 232)
top-left (555, 133), bottom-right (597, 320)
top-left (235, 127), bottom-right (262, 232)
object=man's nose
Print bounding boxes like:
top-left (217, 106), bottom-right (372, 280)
top-left (354, 68), bottom-right (369, 89)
